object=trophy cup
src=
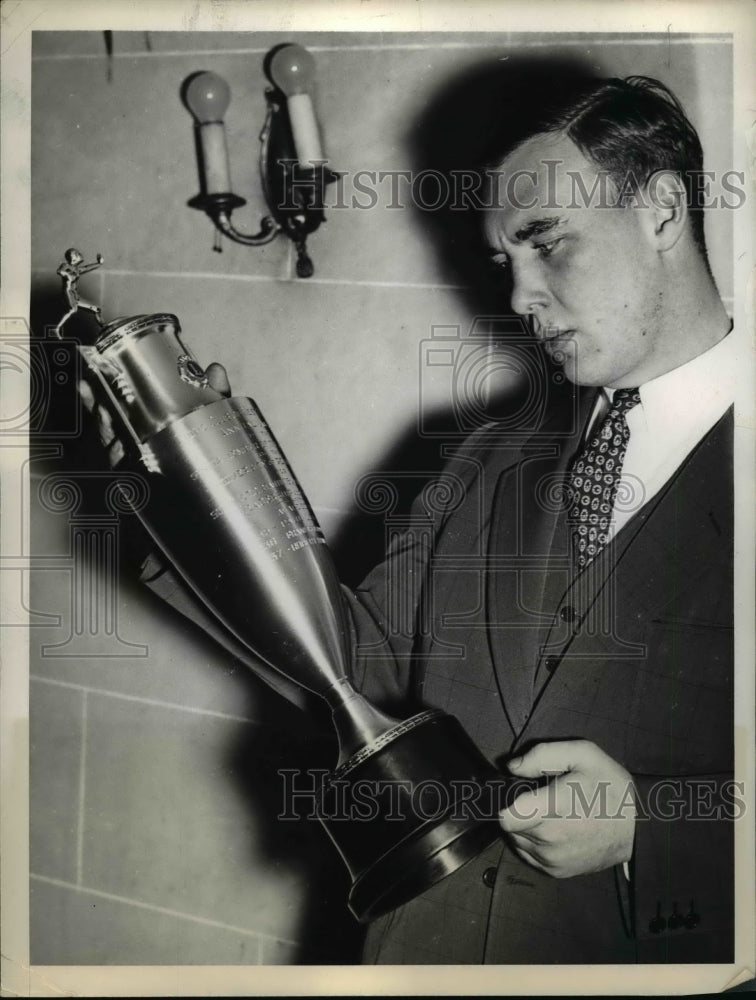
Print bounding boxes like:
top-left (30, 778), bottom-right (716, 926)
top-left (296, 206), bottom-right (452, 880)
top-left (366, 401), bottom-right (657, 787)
top-left (55, 250), bottom-right (509, 922)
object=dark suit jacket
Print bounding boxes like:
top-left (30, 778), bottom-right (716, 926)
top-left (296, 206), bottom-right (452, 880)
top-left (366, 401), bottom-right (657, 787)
top-left (346, 393), bottom-right (734, 964)
top-left (142, 392), bottom-right (734, 964)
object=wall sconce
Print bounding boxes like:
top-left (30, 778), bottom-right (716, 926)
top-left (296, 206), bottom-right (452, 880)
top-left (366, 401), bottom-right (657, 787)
top-left (183, 44), bottom-right (338, 278)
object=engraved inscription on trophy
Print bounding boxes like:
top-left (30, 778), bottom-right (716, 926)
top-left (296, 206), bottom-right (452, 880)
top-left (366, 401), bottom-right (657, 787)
top-left (175, 401), bottom-right (324, 561)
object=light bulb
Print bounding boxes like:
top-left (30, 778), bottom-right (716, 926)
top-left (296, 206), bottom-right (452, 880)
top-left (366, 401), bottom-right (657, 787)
top-left (269, 45), bottom-right (323, 167)
top-left (184, 71), bottom-right (233, 195)
top-left (269, 45), bottom-right (316, 97)
top-left (185, 72), bottom-right (232, 124)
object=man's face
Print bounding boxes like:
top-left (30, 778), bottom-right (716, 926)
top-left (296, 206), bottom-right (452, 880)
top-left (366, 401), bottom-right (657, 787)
top-left (484, 132), bottom-right (665, 388)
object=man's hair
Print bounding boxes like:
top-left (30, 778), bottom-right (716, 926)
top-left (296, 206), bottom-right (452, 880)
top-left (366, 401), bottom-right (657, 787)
top-left (486, 75), bottom-right (708, 258)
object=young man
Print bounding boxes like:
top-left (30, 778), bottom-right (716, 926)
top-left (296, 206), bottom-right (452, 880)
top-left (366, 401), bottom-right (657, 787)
top-left (90, 75), bottom-right (736, 964)
top-left (339, 75), bottom-right (735, 963)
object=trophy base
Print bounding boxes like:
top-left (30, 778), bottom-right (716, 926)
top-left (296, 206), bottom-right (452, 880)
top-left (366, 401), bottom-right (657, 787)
top-left (317, 709), bottom-right (506, 923)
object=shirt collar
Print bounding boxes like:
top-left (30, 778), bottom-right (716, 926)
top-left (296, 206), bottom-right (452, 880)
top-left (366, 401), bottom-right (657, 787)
top-left (606, 330), bottom-right (737, 438)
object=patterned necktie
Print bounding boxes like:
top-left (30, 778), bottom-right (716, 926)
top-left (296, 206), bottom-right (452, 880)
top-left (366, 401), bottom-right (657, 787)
top-left (567, 387), bottom-right (641, 571)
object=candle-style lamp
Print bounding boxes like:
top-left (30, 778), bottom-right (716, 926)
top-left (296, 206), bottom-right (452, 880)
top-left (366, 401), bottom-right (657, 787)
top-left (268, 44), bottom-right (323, 167)
top-left (184, 44), bottom-right (338, 278)
top-left (185, 72), bottom-right (234, 196)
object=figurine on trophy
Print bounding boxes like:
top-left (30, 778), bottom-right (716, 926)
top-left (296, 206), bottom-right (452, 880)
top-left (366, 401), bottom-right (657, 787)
top-left (56, 252), bottom-right (516, 923)
top-left (54, 247), bottom-right (105, 335)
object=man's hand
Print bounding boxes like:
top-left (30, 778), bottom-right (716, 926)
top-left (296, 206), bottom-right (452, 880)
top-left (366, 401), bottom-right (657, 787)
top-left (77, 355), bottom-right (126, 467)
top-left (204, 362), bottom-right (231, 396)
top-left (499, 740), bottom-right (636, 879)
top-left (77, 361), bottom-right (232, 467)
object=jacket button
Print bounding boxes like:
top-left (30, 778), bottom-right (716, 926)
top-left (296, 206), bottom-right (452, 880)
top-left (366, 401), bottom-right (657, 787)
top-left (482, 866), bottom-right (497, 888)
top-left (684, 903), bottom-right (700, 930)
top-left (544, 655), bottom-right (560, 673)
top-left (559, 605), bottom-right (578, 624)
top-left (649, 903), bottom-right (666, 934)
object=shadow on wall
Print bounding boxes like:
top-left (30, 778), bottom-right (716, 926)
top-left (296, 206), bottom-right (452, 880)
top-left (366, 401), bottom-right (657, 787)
top-left (405, 53), bottom-right (601, 309)
top-left (27, 54), bottom-right (601, 963)
top-left (329, 55), bottom-right (594, 586)
top-left (30, 278), bottom-right (365, 963)
top-left (223, 694), bottom-right (366, 963)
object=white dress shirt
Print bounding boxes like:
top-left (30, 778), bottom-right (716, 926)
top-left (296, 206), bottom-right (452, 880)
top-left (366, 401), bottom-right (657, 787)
top-left (587, 331), bottom-right (737, 882)
top-left (585, 331), bottom-right (738, 542)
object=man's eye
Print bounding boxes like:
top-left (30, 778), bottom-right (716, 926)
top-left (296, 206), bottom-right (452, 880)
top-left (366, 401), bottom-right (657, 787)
top-left (534, 238), bottom-right (563, 258)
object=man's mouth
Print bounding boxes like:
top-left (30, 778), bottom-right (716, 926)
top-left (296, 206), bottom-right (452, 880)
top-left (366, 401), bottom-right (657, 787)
top-left (525, 317), bottom-right (576, 355)
top-left (541, 328), bottom-right (576, 353)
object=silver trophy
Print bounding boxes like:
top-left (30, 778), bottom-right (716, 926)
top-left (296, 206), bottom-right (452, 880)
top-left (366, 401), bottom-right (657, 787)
top-left (55, 250), bottom-right (507, 922)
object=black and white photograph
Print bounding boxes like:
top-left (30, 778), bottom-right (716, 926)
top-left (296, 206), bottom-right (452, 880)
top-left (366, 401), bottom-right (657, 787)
top-left (1, 0), bottom-right (754, 994)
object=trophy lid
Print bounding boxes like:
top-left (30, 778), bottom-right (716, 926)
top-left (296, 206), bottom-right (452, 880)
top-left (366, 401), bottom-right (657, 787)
top-left (95, 313), bottom-right (180, 352)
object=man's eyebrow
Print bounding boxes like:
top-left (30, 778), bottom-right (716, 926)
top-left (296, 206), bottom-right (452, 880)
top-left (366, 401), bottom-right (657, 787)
top-left (514, 217), bottom-right (566, 242)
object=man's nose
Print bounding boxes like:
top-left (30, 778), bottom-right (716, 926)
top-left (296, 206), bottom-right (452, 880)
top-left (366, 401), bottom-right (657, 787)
top-left (509, 261), bottom-right (551, 320)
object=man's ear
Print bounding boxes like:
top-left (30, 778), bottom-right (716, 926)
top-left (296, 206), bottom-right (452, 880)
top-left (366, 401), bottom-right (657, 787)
top-left (643, 170), bottom-right (688, 250)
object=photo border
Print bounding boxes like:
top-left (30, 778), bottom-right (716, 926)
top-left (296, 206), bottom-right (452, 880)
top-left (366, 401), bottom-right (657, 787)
top-left (2, 1), bottom-right (754, 995)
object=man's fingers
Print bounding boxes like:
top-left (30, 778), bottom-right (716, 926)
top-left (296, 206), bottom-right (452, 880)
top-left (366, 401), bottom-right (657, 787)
top-left (508, 739), bottom-right (601, 779)
top-left (77, 380), bottom-right (96, 413)
top-left (78, 380), bottom-right (116, 446)
top-left (96, 405), bottom-right (116, 447)
top-left (94, 406), bottom-right (125, 466)
top-left (77, 383), bottom-right (125, 467)
top-left (499, 785), bottom-right (544, 833)
top-left (205, 362), bottom-right (231, 397)
top-left (499, 778), bottom-right (572, 834)
top-left (108, 439), bottom-right (125, 467)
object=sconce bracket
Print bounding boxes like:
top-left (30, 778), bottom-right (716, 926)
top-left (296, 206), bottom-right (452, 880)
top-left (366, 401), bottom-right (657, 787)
top-left (259, 89), bottom-right (340, 276)
top-left (187, 192), bottom-right (280, 247)
top-left (186, 85), bottom-right (339, 275)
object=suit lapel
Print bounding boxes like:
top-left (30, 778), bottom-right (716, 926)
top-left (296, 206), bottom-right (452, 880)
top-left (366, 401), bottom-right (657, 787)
top-left (523, 408), bottom-right (733, 729)
top-left (485, 389), bottom-right (597, 734)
